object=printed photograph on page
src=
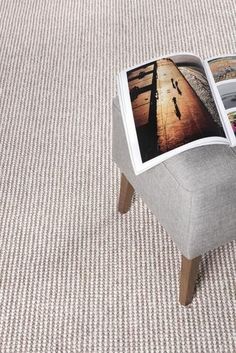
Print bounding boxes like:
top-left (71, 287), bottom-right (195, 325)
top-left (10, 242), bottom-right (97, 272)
top-left (208, 56), bottom-right (236, 83)
top-left (217, 81), bottom-right (236, 136)
top-left (126, 55), bottom-right (224, 163)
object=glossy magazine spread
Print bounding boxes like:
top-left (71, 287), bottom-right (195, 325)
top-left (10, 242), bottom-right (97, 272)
top-left (117, 53), bottom-right (236, 175)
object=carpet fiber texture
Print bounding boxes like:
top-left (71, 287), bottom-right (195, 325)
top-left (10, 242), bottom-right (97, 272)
top-left (0, 0), bottom-right (236, 352)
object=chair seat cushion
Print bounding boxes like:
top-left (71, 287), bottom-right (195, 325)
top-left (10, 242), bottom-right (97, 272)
top-left (113, 96), bottom-right (236, 258)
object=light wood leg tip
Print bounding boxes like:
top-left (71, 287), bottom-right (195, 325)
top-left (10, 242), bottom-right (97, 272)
top-left (179, 296), bottom-right (193, 306)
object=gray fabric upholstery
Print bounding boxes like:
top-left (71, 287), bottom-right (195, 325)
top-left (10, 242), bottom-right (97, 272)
top-left (113, 96), bottom-right (236, 259)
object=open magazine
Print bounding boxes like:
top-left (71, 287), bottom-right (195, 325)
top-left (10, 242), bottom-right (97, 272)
top-left (117, 53), bottom-right (236, 175)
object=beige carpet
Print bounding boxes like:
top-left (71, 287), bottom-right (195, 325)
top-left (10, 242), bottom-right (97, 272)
top-left (0, 0), bottom-right (236, 352)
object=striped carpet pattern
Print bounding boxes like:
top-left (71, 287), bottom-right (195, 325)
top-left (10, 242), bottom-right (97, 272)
top-left (0, 0), bottom-right (236, 352)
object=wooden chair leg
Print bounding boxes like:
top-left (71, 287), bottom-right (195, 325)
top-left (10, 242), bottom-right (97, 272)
top-left (179, 255), bottom-right (201, 306)
top-left (118, 173), bottom-right (134, 214)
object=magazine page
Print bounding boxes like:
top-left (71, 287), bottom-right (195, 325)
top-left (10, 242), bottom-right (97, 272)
top-left (204, 55), bottom-right (236, 145)
top-left (117, 53), bottom-right (227, 175)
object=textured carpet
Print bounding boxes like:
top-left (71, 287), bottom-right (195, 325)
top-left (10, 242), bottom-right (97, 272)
top-left (0, 0), bottom-right (236, 352)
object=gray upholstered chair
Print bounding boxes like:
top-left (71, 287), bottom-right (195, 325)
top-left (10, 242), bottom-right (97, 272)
top-left (113, 96), bottom-right (236, 306)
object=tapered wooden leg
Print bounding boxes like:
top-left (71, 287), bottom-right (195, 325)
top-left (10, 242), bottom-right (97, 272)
top-left (118, 173), bottom-right (134, 214)
top-left (179, 255), bottom-right (201, 306)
